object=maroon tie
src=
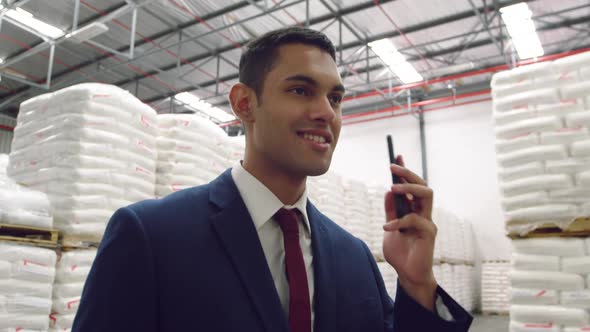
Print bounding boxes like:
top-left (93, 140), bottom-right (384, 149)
top-left (274, 208), bottom-right (311, 332)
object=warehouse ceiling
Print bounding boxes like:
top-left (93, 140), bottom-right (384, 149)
top-left (1, 0), bottom-right (589, 129)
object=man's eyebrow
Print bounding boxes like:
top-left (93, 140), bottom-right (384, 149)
top-left (285, 74), bottom-right (346, 94)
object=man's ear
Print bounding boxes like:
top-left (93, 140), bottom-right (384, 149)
top-left (229, 83), bottom-right (257, 124)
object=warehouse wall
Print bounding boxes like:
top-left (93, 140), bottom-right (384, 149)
top-left (332, 99), bottom-right (511, 260)
top-left (0, 116), bottom-right (15, 154)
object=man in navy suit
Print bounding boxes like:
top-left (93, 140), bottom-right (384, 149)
top-left (73, 27), bottom-right (472, 331)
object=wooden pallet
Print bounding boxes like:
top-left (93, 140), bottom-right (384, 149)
top-left (0, 223), bottom-right (59, 247)
top-left (507, 217), bottom-right (590, 239)
top-left (60, 233), bottom-right (101, 249)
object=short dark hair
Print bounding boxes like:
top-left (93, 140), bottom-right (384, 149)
top-left (239, 27), bottom-right (337, 101)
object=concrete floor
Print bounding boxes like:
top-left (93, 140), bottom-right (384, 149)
top-left (470, 314), bottom-right (509, 331)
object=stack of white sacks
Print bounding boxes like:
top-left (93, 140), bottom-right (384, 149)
top-left (342, 178), bottom-right (372, 246)
top-left (0, 242), bottom-right (57, 331)
top-left (481, 261), bottom-right (511, 314)
top-left (50, 249), bottom-right (96, 331)
top-left (432, 208), bottom-right (477, 312)
top-left (156, 114), bottom-right (231, 197)
top-left (368, 185), bottom-right (387, 260)
top-left (7, 83), bottom-right (158, 238)
top-left (491, 51), bottom-right (590, 234)
top-left (0, 154), bottom-right (53, 229)
top-left (509, 237), bottom-right (590, 331)
top-left (307, 171), bottom-right (347, 227)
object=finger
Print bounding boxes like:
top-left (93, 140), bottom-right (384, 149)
top-left (383, 214), bottom-right (437, 237)
top-left (390, 163), bottom-right (426, 186)
top-left (384, 190), bottom-right (398, 221)
top-left (396, 155), bottom-right (405, 167)
top-left (391, 184), bottom-right (433, 200)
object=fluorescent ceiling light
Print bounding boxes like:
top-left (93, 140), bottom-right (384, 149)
top-left (175, 92), bottom-right (236, 123)
top-left (500, 2), bottom-right (544, 59)
top-left (368, 39), bottom-right (423, 84)
top-left (0, 58), bottom-right (4, 65)
top-left (0, 5), bottom-right (64, 39)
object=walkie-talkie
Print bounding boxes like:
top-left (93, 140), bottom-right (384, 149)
top-left (387, 135), bottom-right (411, 218)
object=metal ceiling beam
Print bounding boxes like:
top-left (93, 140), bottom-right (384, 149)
top-left (137, 0), bottom-right (527, 104)
top-left (467, 0), bottom-right (505, 61)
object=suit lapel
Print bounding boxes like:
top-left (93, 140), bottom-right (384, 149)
top-left (307, 202), bottom-right (337, 331)
top-left (209, 170), bottom-right (288, 332)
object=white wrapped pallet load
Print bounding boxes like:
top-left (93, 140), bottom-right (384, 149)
top-left (511, 288), bottom-right (559, 305)
top-left (512, 254), bottom-right (560, 271)
top-left (481, 261), bottom-right (511, 313)
top-left (156, 114), bottom-right (230, 197)
top-left (512, 238), bottom-right (586, 257)
top-left (510, 305), bottom-right (590, 326)
top-left (9, 83), bottom-right (157, 238)
top-left (509, 321), bottom-right (561, 332)
top-left (0, 242), bottom-right (56, 331)
top-left (51, 249), bottom-right (96, 331)
top-left (561, 290), bottom-right (590, 308)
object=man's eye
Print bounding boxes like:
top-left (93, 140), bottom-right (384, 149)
top-left (330, 94), bottom-right (343, 105)
top-left (290, 87), bottom-right (308, 96)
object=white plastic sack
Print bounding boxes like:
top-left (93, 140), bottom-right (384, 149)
top-left (50, 313), bottom-right (75, 329)
top-left (492, 62), bottom-right (555, 86)
top-left (513, 238), bottom-right (586, 256)
top-left (495, 116), bottom-right (563, 139)
top-left (498, 162), bottom-right (544, 182)
top-left (510, 270), bottom-right (584, 291)
top-left (571, 140), bottom-right (590, 158)
top-left (546, 159), bottom-right (590, 174)
top-left (554, 51), bottom-right (590, 73)
top-left (577, 171), bottom-right (590, 186)
top-left (560, 81), bottom-right (590, 100)
top-left (512, 253), bottom-right (560, 271)
top-left (0, 295), bottom-right (52, 315)
top-left (510, 304), bottom-right (590, 326)
top-left (561, 290), bottom-right (590, 308)
top-left (501, 174), bottom-right (573, 196)
top-left (0, 314), bottom-right (49, 329)
top-left (58, 250), bottom-right (96, 269)
top-left (566, 111), bottom-right (590, 128)
top-left (541, 128), bottom-right (589, 145)
top-left (52, 283), bottom-right (84, 299)
top-left (0, 280), bottom-right (52, 299)
top-left (0, 243), bottom-right (56, 266)
top-left (506, 204), bottom-right (578, 221)
top-left (502, 192), bottom-right (548, 211)
top-left (495, 134), bottom-right (539, 154)
top-left (510, 288), bottom-right (559, 305)
top-left (561, 256), bottom-right (590, 274)
top-left (498, 145), bottom-right (567, 168)
top-left (537, 101), bottom-right (584, 118)
top-left (549, 188), bottom-right (590, 204)
top-left (494, 108), bottom-right (537, 126)
top-left (51, 296), bottom-right (80, 314)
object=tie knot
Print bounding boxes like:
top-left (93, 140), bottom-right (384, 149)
top-left (274, 208), bottom-right (300, 235)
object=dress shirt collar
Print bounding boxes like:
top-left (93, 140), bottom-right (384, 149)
top-left (231, 163), bottom-right (311, 234)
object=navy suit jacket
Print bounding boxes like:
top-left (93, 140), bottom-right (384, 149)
top-left (72, 169), bottom-right (472, 331)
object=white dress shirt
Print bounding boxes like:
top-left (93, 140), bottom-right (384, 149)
top-left (231, 163), bottom-right (453, 326)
